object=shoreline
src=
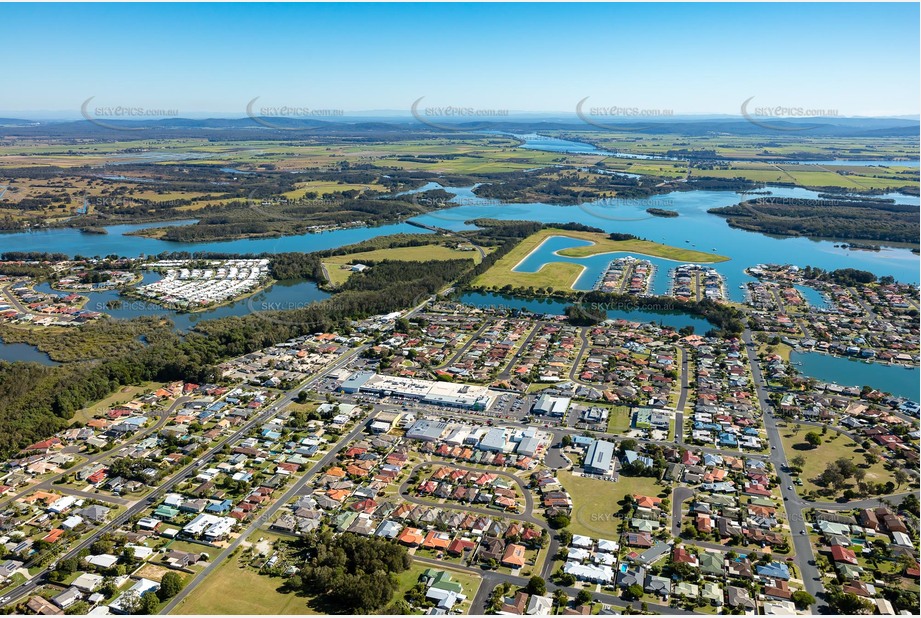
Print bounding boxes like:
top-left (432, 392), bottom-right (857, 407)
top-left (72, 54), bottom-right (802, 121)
top-left (511, 233), bottom-right (728, 276)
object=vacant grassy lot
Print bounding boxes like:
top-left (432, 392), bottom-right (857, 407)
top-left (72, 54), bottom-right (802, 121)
top-left (558, 470), bottom-right (662, 539)
top-left (473, 228), bottom-right (726, 292)
top-left (322, 244), bottom-right (484, 286)
top-left (779, 429), bottom-right (895, 497)
top-left (171, 553), bottom-right (316, 615)
top-left (552, 230), bottom-right (728, 263)
top-left (605, 406), bottom-right (633, 434)
top-left (69, 382), bottom-right (162, 425)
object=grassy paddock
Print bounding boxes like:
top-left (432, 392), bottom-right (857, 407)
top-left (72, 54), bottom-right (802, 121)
top-left (779, 430), bottom-right (895, 497)
top-left (558, 470), bottom-right (662, 539)
top-left (322, 245), bottom-right (484, 286)
top-left (171, 552), bottom-right (315, 615)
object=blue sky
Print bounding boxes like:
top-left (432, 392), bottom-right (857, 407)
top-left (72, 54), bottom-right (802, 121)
top-left (2, 2), bottom-right (918, 117)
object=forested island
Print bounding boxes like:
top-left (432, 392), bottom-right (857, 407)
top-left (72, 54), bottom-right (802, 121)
top-left (708, 197), bottom-right (919, 244)
top-left (646, 207), bottom-right (679, 217)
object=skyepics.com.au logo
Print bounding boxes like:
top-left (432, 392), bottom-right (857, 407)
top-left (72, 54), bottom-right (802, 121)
top-left (409, 190), bottom-right (505, 223)
top-left (411, 97), bottom-right (509, 131)
top-left (245, 188), bottom-right (334, 223)
top-left (740, 96), bottom-right (838, 132)
top-left (575, 191), bottom-right (666, 223)
top-left (731, 188), bottom-right (843, 223)
top-left (576, 97), bottom-right (673, 132)
top-left (88, 196), bottom-right (185, 209)
top-left (81, 97), bottom-right (179, 131)
top-left (246, 97), bottom-right (344, 130)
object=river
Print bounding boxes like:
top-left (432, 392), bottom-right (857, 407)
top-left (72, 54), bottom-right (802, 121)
top-left (459, 290), bottom-right (713, 332)
top-left (792, 351), bottom-right (919, 401)
top-left (0, 336), bottom-right (59, 366)
top-left (1, 134), bottom-right (917, 397)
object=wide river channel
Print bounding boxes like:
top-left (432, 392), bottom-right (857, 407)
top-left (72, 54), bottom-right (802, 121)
top-left (1, 135), bottom-right (917, 400)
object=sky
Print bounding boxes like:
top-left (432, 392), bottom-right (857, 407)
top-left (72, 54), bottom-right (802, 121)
top-left (1, 2), bottom-right (919, 118)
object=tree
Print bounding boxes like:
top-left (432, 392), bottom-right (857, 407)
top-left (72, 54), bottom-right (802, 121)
top-left (625, 584), bottom-right (644, 601)
top-left (826, 591), bottom-right (874, 614)
top-left (158, 572), bottom-right (184, 601)
top-left (558, 529), bottom-right (573, 546)
top-left (553, 589), bottom-right (569, 608)
top-left (804, 432), bottom-right (822, 447)
top-left (548, 513), bottom-right (570, 529)
top-left (790, 455), bottom-right (806, 470)
top-left (900, 492), bottom-right (919, 517)
top-left (561, 434), bottom-right (573, 448)
top-left (116, 592), bottom-right (141, 615)
top-left (791, 591), bottom-right (815, 609)
top-left (894, 469), bottom-right (909, 489)
top-left (139, 591), bottom-right (159, 614)
top-left (527, 576), bottom-right (547, 596)
top-left (576, 589), bottom-right (593, 606)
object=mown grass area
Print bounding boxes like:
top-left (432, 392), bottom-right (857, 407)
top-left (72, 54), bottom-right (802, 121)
top-left (69, 382), bottom-right (162, 425)
top-left (473, 228), bottom-right (726, 292)
top-left (322, 244), bottom-right (485, 286)
top-left (552, 230), bottom-right (728, 263)
top-left (779, 429), bottom-right (896, 498)
top-left (605, 406), bottom-right (633, 434)
top-left (171, 551), bottom-right (317, 615)
top-left (558, 470), bottom-right (662, 539)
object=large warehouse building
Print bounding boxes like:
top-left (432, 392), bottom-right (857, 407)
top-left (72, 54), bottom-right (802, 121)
top-left (339, 372), bottom-right (493, 410)
top-left (532, 394), bottom-right (571, 417)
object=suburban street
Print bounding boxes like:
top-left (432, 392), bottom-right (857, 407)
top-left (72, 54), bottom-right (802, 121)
top-left (742, 328), bottom-right (825, 611)
top-left (0, 345), bottom-right (367, 608)
top-left (0, 396), bottom-right (191, 510)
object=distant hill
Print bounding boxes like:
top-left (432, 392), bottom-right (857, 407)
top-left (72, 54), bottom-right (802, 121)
top-left (0, 116), bottom-right (917, 140)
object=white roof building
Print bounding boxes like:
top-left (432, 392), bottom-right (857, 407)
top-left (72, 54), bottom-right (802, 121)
top-left (84, 554), bottom-right (118, 569)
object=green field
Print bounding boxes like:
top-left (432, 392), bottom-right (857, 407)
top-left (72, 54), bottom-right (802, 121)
top-left (472, 228), bottom-right (727, 292)
top-left (171, 553), bottom-right (316, 615)
top-left (322, 244), bottom-right (485, 286)
top-left (779, 429), bottom-right (896, 498)
top-left (605, 406), bottom-right (633, 434)
top-left (69, 382), bottom-right (163, 425)
top-left (558, 470), bottom-right (662, 539)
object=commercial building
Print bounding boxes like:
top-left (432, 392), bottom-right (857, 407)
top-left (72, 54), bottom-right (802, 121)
top-left (583, 439), bottom-right (615, 475)
top-left (634, 407), bottom-right (670, 430)
top-left (406, 419), bottom-right (450, 442)
top-left (532, 394), bottom-right (570, 417)
top-left (340, 372), bottom-right (493, 410)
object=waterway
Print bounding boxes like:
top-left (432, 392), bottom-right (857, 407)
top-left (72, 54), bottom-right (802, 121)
top-left (792, 351), bottom-right (918, 401)
top-left (1, 134), bottom-right (917, 396)
top-left (32, 275), bottom-right (330, 333)
top-left (458, 291), bottom-right (713, 332)
top-left (510, 133), bottom-right (920, 168)
top-left (0, 220), bottom-right (429, 257)
top-left (0, 336), bottom-right (59, 366)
